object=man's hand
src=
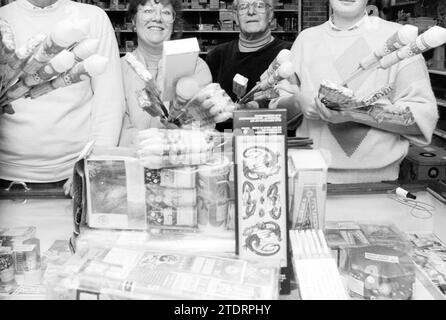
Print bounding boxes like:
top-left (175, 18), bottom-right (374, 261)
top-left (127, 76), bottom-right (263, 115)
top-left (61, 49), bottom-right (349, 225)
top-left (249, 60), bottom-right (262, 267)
top-left (1, 104), bottom-right (15, 115)
top-left (313, 97), bottom-right (352, 124)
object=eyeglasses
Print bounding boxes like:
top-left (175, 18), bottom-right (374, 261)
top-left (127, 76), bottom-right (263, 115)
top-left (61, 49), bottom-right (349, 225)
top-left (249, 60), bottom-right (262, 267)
top-left (137, 6), bottom-right (176, 23)
top-left (236, 1), bottom-right (271, 14)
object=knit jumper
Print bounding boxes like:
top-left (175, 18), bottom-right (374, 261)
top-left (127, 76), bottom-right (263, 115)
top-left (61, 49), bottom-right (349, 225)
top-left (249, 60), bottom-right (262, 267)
top-left (289, 16), bottom-right (438, 183)
top-left (0, 0), bottom-right (124, 182)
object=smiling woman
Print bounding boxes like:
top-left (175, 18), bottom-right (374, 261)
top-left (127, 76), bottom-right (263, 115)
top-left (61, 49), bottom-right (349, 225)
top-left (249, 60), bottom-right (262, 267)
top-left (118, 0), bottom-right (213, 146)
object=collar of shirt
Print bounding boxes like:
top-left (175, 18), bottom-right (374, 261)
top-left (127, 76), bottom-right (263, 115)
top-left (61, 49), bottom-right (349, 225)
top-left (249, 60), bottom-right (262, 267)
top-left (19, 0), bottom-right (63, 11)
top-left (329, 12), bottom-right (369, 31)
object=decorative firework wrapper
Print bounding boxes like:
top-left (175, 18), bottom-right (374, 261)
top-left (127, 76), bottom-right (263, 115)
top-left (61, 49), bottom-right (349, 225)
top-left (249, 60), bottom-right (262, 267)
top-left (137, 128), bottom-right (218, 169)
top-left (0, 18), bottom-right (16, 63)
top-left (1, 33), bottom-right (47, 86)
top-left (24, 50), bottom-right (76, 87)
top-left (26, 55), bottom-right (108, 100)
top-left (318, 79), bottom-right (393, 111)
top-left (173, 83), bottom-right (235, 128)
top-left (22, 18), bottom-right (89, 76)
top-left (318, 80), bottom-right (414, 125)
top-left (124, 52), bottom-right (167, 118)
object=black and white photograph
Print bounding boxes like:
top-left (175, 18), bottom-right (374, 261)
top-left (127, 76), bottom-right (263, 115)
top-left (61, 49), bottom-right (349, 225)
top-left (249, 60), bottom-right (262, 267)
top-left (1, 0), bottom-right (446, 309)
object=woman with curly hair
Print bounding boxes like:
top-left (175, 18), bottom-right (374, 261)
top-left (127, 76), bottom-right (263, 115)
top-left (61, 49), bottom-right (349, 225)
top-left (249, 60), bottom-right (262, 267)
top-left (119, 0), bottom-right (212, 146)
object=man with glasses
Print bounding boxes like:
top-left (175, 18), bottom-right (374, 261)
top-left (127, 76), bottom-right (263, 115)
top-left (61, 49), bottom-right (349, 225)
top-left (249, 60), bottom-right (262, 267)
top-left (205, 0), bottom-right (294, 134)
top-left (0, 0), bottom-right (124, 195)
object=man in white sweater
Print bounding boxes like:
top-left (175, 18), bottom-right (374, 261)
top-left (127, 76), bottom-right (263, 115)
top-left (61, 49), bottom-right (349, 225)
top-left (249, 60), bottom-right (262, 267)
top-left (275, 0), bottom-right (438, 183)
top-left (0, 0), bottom-right (124, 192)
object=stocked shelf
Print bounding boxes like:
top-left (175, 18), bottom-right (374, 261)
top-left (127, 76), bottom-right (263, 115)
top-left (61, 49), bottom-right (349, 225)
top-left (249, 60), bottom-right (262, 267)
top-left (434, 128), bottom-right (446, 139)
top-left (99, 0), bottom-right (302, 56)
top-left (429, 68), bottom-right (446, 76)
top-left (437, 98), bottom-right (446, 108)
top-left (390, 1), bottom-right (418, 7)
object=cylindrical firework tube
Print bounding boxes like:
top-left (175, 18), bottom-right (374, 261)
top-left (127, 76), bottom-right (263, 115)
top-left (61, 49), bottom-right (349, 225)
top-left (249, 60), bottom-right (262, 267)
top-left (0, 33), bottom-right (47, 94)
top-left (359, 24), bottom-right (418, 70)
top-left (71, 38), bottom-right (99, 62)
top-left (22, 19), bottom-right (90, 76)
top-left (379, 26), bottom-right (446, 70)
top-left (0, 18), bottom-right (16, 64)
top-left (5, 80), bottom-right (31, 100)
top-left (260, 49), bottom-right (291, 82)
top-left (23, 50), bottom-right (76, 87)
top-left (170, 77), bottom-right (200, 120)
top-left (26, 54), bottom-right (108, 99)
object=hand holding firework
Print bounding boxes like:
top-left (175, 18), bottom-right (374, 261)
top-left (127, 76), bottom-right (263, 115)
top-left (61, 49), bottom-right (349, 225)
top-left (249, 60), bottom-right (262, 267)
top-left (239, 60), bottom-right (294, 104)
top-left (318, 79), bottom-right (414, 125)
top-left (342, 25), bottom-right (418, 86)
top-left (124, 52), bottom-right (168, 122)
top-left (0, 18), bottom-right (103, 112)
top-left (343, 25), bottom-right (446, 86)
top-left (172, 82), bottom-right (236, 128)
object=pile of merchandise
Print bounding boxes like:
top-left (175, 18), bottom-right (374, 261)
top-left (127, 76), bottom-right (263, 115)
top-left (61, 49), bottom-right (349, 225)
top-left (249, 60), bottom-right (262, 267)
top-left (0, 17), bottom-right (107, 113)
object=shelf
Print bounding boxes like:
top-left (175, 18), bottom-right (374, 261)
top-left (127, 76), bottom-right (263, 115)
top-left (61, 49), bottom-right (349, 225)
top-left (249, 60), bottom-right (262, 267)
top-left (429, 68), bottom-right (446, 76)
top-left (104, 8), bottom-right (128, 12)
top-left (181, 30), bottom-right (297, 33)
top-left (437, 98), bottom-right (446, 108)
top-left (390, 1), bottom-right (418, 7)
top-left (434, 128), bottom-right (446, 139)
top-left (105, 8), bottom-right (299, 12)
top-left (182, 9), bottom-right (299, 12)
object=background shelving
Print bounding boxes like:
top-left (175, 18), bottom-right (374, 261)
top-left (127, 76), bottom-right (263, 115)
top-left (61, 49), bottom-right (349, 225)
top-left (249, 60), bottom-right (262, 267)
top-left (83, 0), bottom-right (301, 57)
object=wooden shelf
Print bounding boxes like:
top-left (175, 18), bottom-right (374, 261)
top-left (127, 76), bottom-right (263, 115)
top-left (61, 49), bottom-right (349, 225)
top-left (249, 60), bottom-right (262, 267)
top-left (437, 98), bottom-right (446, 108)
top-left (434, 128), bottom-right (446, 139)
top-left (429, 68), bottom-right (446, 76)
top-left (182, 9), bottom-right (298, 12)
top-left (106, 8), bottom-right (299, 12)
top-left (390, 1), bottom-right (418, 7)
top-left (104, 8), bottom-right (128, 11)
top-left (181, 30), bottom-right (296, 33)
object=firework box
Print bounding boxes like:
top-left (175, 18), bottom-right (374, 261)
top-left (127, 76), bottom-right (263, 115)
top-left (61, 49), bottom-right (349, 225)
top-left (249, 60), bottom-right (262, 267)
top-left (160, 38), bottom-right (199, 101)
top-left (84, 148), bottom-right (147, 231)
top-left (233, 108), bottom-right (291, 294)
top-left (287, 149), bottom-right (327, 230)
top-left (74, 144), bottom-right (199, 232)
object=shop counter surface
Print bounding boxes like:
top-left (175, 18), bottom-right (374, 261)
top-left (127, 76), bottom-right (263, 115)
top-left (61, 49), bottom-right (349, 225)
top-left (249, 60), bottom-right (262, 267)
top-left (0, 188), bottom-right (445, 300)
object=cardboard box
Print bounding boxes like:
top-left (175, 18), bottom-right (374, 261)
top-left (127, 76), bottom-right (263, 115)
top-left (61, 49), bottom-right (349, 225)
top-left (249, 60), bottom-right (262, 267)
top-left (288, 149), bottom-right (327, 230)
top-left (161, 38), bottom-right (199, 101)
top-left (85, 155), bottom-right (147, 230)
top-left (233, 109), bottom-right (291, 294)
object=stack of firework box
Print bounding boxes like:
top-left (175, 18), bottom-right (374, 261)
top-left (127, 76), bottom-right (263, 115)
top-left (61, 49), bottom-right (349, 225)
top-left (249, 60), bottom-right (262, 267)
top-left (81, 144), bottom-right (233, 233)
top-left (43, 140), bottom-right (282, 300)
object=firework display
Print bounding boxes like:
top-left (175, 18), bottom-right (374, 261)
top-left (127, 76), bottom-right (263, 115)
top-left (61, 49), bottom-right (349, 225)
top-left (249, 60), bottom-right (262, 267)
top-left (45, 246), bottom-right (280, 300)
top-left (0, 18), bottom-right (108, 112)
top-left (318, 79), bottom-right (415, 126)
top-left (343, 25), bottom-right (446, 86)
top-left (136, 128), bottom-right (220, 169)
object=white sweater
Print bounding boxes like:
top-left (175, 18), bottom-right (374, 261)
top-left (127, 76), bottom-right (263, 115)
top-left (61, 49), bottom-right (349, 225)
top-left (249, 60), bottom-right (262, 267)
top-left (286, 16), bottom-right (438, 183)
top-left (0, 0), bottom-right (124, 182)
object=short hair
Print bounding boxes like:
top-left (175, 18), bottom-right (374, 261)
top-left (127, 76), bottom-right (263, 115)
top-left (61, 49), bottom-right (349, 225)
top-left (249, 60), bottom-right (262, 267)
top-left (128, 0), bottom-right (183, 38)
